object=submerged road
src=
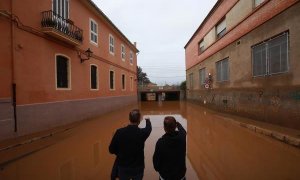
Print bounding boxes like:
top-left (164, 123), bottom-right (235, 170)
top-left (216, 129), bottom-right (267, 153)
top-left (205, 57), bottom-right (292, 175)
top-left (0, 101), bottom-right (300, 180)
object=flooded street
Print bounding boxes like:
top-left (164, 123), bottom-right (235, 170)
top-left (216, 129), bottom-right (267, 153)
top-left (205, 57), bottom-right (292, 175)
top-left (1, 101), bottom-right (300, 180)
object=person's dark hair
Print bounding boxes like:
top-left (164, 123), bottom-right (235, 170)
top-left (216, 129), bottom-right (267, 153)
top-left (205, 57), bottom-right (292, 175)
top-left (129, 109), bottom-right (141, 123)
top-left (164, 116), bottom-right (176, 133)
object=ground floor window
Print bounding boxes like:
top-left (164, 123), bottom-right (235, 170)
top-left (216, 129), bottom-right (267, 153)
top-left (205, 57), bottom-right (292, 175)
top-left (252, 32), bottom-right (289, 77)
top-left (199, 68), bottom-right (206, 86)
top-left (90, 65), bottom-right (98, 90)
top-left (122, 74), bottom-right (126, 90)
top-left (109, 70), bottom-right (115, 90)
top-left (130, 76), bottom-right (133, 91)
top-left (216, 58), bottom-right (229, 82)
top-left (56, 55), bottom-right (70, 89)
top-left (189, 73), bottom-right (194, 89)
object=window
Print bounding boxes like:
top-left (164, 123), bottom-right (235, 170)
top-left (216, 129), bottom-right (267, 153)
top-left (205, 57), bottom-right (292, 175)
top-left (199, 68), bottom-right (206, 86)
top-left (130, 76), bottom-right (133, 91)
top-left (189, 73), bottom-right (194, 89)
top-left (130, 51), bottom-right (133, 65)
top-left (90, 19), bottom-right (98, 45)
top-left (56, 55), bottom-right (70, 89)
top-left (252, 32), bottom-right (289, 76)
top-left (254, 0), bottom-right (265, 7)
top-left (52, 0), bottom-right (69, 19)
top-left (109, 70), bottom-right (115, 90)
top-left (109, 34), bottom-right (115, 55)
top-left (90, 65), bottom-right (98, 90)
top-left (121, 44), bottom-right (126, 61)
top-left (122, 74), bottom-right (126, 90)
top-left (216, 18), bottom-right (226, 39)
top-left (198, 40), bottom-right (205, 55)
top-left (216, 58), bottom-right (229, 82)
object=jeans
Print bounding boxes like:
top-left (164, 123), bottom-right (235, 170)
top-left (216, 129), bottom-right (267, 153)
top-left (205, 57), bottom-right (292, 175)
top-left (118, 167), bottom-right (144, 180)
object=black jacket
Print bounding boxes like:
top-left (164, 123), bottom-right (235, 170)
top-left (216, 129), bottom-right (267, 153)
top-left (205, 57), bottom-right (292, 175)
top-left (153, 123), bottom-right (187, 180)
top-left (109, 120), bottom-right (152, 169)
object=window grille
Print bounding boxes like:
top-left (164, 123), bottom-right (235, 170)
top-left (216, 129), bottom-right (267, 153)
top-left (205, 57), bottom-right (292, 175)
top-left (252, 32), bottom-right (288, 77)
top-left (121, 45), bottom-right (126, 60)
top-left (216, 58), bottom-right (229, 82)
top-left (198, 40), bottom-right (205, 54)
top-left (189, 73), bottom-right (194, 89)
top-left (199, 68), bottom-right (206, 85)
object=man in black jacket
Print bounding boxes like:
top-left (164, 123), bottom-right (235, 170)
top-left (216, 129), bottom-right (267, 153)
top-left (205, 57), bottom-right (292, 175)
top-left (109, 109), bottom-right (152, 180)
top-left (153, 116), bottom-right (187, 180)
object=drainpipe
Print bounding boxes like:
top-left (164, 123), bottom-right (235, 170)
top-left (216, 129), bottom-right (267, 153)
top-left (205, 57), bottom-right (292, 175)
top-left (11, 0), bottom-right (17, 132)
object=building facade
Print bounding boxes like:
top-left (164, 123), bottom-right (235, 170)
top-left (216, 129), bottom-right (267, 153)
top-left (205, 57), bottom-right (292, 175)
top-left (0, 0), bottom-right (139, 140)
top-left (185, 0), bottom-right (300, 130)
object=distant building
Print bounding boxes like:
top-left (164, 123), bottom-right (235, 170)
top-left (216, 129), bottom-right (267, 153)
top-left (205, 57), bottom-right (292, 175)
top-left (0, 0), bottom-right (139, 140)
top-left (184, 0), bottom-right (300, 130)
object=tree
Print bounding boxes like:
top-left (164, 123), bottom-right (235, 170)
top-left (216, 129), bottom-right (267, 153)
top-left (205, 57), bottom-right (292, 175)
top-left (137, 66), bottom-right (151, 85)
top-left (180, 81), bottom-right (186, 90)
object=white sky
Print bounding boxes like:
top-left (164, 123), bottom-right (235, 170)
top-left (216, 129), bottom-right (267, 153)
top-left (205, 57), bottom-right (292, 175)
top-left (94, 0), bottom-right (218, 85)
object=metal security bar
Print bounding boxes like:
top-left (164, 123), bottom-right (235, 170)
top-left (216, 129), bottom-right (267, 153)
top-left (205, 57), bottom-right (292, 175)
top-left (41, 10), bottom-right (83, 43)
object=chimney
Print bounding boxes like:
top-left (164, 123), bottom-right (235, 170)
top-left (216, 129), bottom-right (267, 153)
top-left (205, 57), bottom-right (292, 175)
top-left (134, 42), bottom-right (137, 47)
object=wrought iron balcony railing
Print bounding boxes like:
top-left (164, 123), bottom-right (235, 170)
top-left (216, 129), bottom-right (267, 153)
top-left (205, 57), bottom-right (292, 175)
top-left (41, 10), bottom-right (83, 45)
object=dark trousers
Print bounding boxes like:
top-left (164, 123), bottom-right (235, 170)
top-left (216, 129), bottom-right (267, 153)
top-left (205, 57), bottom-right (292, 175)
top-left (118, 166), bottom-right (144, 180)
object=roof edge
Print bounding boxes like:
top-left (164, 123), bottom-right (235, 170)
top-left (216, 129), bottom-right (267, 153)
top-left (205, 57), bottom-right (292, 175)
top-left (184, 0), bottom-right (223, 49)
top-left (86, 0), bottom-right (139, 53)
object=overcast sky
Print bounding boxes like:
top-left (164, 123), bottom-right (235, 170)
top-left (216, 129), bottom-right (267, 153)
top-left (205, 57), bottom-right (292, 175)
top-left (94, 0), bottom-right (218, 85)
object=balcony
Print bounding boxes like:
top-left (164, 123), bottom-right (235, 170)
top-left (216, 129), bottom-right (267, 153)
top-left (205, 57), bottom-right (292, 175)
top-left (41, 10), bottom-right (83, 46)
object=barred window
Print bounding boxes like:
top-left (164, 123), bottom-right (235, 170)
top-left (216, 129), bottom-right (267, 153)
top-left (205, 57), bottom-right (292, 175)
top-left (56, 55), bottom-right (69, 88)
top-left (199, 68), bottom-right (206, 85)
top-left (90, 65), bottom-right (98, 90)
top-left (252, 32), bottom-right (288, 76)
top-left (189, 73), bottom-right (194, 89)
top-left (109, 70), bottom-right (115, 90)
top-left (216, 58), bottom-right (229, 82)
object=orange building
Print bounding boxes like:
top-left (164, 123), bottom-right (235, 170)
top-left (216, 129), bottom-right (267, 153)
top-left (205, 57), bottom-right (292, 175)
top-left (0, 0), bottom-right (139, 140)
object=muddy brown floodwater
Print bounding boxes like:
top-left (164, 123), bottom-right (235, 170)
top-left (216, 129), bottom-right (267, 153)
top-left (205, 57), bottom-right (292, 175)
top-left (1, 101), bottom-right (300, 180)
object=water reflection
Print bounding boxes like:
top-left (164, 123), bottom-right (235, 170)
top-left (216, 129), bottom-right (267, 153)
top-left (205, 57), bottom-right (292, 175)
top-left (0, 101), bottom-right (300, 180)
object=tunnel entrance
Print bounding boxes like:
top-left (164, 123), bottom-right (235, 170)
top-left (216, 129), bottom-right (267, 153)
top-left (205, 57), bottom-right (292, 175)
top-left (139, 91), bottom-right (180, 101)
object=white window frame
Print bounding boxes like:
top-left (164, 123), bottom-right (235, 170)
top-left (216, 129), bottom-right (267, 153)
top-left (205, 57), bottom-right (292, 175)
top-left (90, 64), bottom-right (99, 91)
top-left (121, 44), bottom-right (126, 61)
top-left (130, 51), bottom-right (134, 65)
top-left (52, 0), bottom-right (70, 19)
top-left (130, 76), bottom-right (134, 91)
top-left (89, 18), bottom-right (98, 46)
top-left (109, 70), bottom-right (115, 90)
top-left (55, 54), bottom-right (71, 90)
top-left (121, 74), bottom-right (126, 91)
top-left (109, 34), bottom-right (115, 55)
